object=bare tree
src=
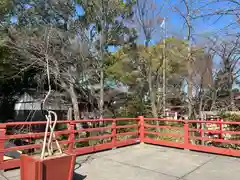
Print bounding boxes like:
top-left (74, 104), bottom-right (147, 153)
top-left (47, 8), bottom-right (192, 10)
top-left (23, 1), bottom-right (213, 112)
top-left (209, 36), bottom-right (240, 110)
top-left (169, 0), bottom-right (196, 118)
top-left (134, 0), bottom-right (165, 118)
top-left (6, 25), bottom-right (94, 126)
top-left (1, 0), bottom-right (136, 125)
top-left (194, 0), bottom-right (240, 26)
top-left (193, 53), bottom-right (214, 113)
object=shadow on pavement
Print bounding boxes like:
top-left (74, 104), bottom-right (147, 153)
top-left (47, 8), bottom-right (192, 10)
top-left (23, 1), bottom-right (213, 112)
top-left (73, 172), bottom-right (87, 180)
top-left (72, 156), bottom-right (96, 180)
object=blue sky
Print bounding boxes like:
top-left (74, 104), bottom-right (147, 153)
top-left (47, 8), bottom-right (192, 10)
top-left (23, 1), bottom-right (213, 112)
top-left (76, 4), bottom-right (85, 16)
top-left (12, 1), bottom-right (239, 70)
top-left (142, 0), bottom-right (238, 43)
top-left (13, 1), bottom-right (238, 47)
top-left (9, 1), bottom-right (239, 89)
top-left (107, 0), bottom-right (238, 52)
top-left (75, 0), bottom-right (239, 88)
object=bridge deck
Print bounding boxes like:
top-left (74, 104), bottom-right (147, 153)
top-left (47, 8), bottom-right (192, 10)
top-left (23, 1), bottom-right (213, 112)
top-left (1, 144), bottom-right (240, 180)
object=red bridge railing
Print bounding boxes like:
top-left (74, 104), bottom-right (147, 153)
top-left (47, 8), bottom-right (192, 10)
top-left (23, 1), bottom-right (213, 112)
top-left (142, 118), bottom-right (240, 156)
top-left (1, 117), bottom-right (240, 170)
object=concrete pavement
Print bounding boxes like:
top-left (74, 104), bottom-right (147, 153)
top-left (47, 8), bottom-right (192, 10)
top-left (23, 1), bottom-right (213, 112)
top-left (1, 144), bottom-right (240, 180)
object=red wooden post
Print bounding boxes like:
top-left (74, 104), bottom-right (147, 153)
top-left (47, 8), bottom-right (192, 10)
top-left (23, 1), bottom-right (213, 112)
top-left (112, 120), bottom-right (117, 149)
top-left (200, 121), bottom-right (204, 145)
top-left (68, 121), bottom-right (75, 153)
top-left (184, 122), bottom-right (189, 149)
top-left (138, 116), bottom-right (145, 143)
top-left (0, 124), bottom-right (6, 170)
top-left (219, 119), bottom-right (223, 140)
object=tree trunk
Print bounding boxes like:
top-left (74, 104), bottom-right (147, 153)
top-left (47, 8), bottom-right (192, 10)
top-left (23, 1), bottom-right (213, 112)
top-left (148, 67), bottom-right (158, 118)
top-left (198, 80), bottom-right (206, 115)
top-left (156, 78), bottom-right (162, 114)
top-left (210, 90), bottom-right (217, 111)
top-left (186, 0), bottom-right (194, 120)
top-left (68, 84), bottom-right (87, 143)
top-left (67, 107), bottom-right (73, 120)
top-left (228, 72), bottom-right (237, 111)
top-left (198, 91), bottom-right (203, 115)
top-left (99, 67), bottom-right (104, 126)
top-left (145, 38), bottom-right (158, 119)
top-left (187, 71), bottom-right (193, 119)
top-left (61, 81), bottom-right (82, 129)
top-left (68, 85), bottom-right (82, 129)
top-left (230, 87), bottom-right (237, 111)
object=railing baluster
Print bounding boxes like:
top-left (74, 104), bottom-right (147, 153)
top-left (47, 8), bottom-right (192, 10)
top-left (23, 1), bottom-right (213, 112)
top-left (68, 121), bottom-right (75, 153)
top-left (0, 124), bottom-right (6, 170)
top-left (184, 122), bottom-right (189, 150)
top-left (219, 119), bottom-right (223, 140)
top-left (139, 116), bottom-right (145, 144)
top-left (112, 120), bottom-right (117, 149)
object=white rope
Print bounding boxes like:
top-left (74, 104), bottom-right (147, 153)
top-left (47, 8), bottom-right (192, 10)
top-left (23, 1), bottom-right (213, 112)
top-left (41, 111), bottom-right (62, 159)
top-left (47, 113), bottom-right (53, 155)
top-left (40, 113), bottom-right (50, 159)
top-left (40, 26), bottom-right (62, 160)
top-left (41, 27), bottom-right (51, 160)
top-left (47, 111), bottom-right (62, 156)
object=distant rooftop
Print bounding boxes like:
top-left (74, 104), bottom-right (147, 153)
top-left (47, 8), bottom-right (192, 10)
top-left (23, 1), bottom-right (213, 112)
top-left (14, 92), bottom-right (71, 111)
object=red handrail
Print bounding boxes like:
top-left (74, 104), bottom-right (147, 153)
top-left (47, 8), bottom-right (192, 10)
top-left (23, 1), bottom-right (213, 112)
top-left (0, 117), bottom-right (140, 170)
top-left (143, 118), bottom-right (240, 156)
top-left (1, 116), bottom-right (240, 170)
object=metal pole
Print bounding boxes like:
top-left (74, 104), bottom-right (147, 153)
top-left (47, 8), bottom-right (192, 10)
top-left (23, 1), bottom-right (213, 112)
top-left (99, 3), bottom-right (104, 121)
top-left (163, 18), bottom-right (166, 116)
top-left (187, 0), bottom-right (193, 119)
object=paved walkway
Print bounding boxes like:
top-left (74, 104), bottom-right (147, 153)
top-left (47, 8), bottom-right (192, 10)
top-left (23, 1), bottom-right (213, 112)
top-left (1, 144), bottom-right (240, 180)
